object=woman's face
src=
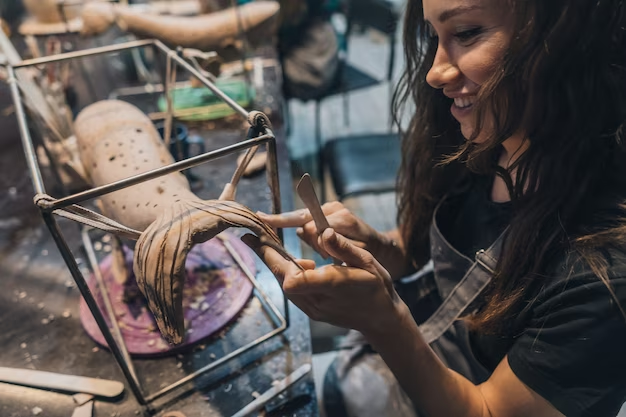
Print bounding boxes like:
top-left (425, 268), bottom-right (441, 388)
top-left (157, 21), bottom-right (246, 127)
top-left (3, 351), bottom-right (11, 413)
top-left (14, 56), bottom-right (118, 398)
top-left (423, 0), bottom-right (514, 140)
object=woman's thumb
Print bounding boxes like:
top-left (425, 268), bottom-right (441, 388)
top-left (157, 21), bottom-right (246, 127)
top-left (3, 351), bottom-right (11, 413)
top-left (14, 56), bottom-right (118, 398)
top-left (320, 228), bottom-right (391, 280)
top-left (320, 228), bottom-right (364, 267)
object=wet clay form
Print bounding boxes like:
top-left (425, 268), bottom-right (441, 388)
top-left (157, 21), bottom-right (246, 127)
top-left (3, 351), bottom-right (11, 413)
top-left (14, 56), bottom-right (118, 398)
top-left (18, 1), bottom-right (206, 35)
top-left (19, 0), bottom-right (98, 35)
top-left (22, 0), bottom-right (207, 25)
top-left (74, 100), bottom-right (297, 345)
top-left (80, 1), bottom-right (280, 52)
top-left (22, 0), bottom-right (84, 24)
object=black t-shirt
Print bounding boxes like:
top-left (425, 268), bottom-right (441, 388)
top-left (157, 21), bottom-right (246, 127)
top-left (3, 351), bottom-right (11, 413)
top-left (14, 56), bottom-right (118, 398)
top-left (438, 174), bottom-right (626, 417)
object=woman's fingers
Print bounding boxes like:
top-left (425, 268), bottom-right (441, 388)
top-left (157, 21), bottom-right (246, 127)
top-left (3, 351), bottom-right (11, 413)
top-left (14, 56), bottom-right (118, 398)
top-left (241, 234), bottom-right (309, 285)
top-left (257, 204), bottom-right (371, 260)
top-left (297, 258), bottom-right (317, 270)
top-left (298, 224), bottom-right (331, 259)
top-left (256, 209), bottom-right (312, 228)
top-left (281, 265), bottom-right (354, 294)
top-left (319, 228), bottom-right (391, 281)
top-left (256, 202), bottom-right (345, 229)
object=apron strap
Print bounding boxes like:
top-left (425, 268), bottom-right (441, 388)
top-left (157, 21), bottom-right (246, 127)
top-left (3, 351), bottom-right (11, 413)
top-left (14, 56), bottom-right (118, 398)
top-left (419, 232), bottom-right (503, 344)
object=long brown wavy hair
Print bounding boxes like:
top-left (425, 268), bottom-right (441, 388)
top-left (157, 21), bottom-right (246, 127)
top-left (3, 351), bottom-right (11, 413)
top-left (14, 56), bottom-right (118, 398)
top-left (393, 0), bottom-right (626, 331)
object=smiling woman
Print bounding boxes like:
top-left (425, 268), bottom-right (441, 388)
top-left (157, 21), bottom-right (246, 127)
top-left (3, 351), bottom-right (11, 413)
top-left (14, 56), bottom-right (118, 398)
top-left (245, 0), bottom-right (626, 416)
top-left (423, 1), bottom-right (514, 142)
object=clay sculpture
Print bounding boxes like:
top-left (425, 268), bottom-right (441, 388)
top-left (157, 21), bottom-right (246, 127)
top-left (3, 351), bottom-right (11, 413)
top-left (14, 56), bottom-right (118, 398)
top-left (73, 100), bottom-right (298, 344)
top-left (80, 1), bottom-right (280, 52)
top-left (22, 0), bottom-right (84, 24)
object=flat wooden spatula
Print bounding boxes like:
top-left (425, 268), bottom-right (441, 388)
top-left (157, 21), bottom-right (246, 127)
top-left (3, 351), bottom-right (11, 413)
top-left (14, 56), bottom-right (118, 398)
top-left (296, 173), bottom-right (342, 265)
top-left (0, 367), bottom-right (124, 398)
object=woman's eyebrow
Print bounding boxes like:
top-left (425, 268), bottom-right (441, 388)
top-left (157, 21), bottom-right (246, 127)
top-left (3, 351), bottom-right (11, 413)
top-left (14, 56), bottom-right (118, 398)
top-left (436, 5), bottom-right (484, 23)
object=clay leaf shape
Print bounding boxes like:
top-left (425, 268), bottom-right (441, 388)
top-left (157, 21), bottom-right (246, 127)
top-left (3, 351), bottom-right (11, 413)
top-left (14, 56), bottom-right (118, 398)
top-left (134, 199), bottom-right (299, 345)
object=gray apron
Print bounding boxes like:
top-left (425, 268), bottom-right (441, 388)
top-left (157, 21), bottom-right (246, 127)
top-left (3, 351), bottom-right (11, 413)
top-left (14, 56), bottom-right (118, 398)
top-left (323, 199), bottom-right (505, 417)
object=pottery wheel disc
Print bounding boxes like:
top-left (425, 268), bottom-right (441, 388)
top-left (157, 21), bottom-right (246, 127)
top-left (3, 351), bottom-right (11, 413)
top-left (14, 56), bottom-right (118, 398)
top-left (79, 232), bottom-right (255, 356)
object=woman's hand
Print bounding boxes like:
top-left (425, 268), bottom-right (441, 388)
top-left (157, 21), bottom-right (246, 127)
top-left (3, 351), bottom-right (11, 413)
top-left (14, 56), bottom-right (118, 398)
top-left (242, 228), bottom-right (409, 335)
top-left (257, 202), bottom-right (380, 257)
top-left (257, 202), bottom-right (411, 279)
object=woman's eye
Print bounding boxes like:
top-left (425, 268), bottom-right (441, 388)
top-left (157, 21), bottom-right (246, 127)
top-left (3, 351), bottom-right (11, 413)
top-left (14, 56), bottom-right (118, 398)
top-left (454, 27), bottom-right (483, 42)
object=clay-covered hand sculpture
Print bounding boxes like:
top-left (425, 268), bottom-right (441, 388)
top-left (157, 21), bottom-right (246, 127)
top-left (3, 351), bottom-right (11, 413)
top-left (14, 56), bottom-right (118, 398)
top-left (80, 1), bottom-right (280, 52)
top-left (22, 0), bottom-right (85, 24)
top-left (74, 100), bottom-right (297, 344)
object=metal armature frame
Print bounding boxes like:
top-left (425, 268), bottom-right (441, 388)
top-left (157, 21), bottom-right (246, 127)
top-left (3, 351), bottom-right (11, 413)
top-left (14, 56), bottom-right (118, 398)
top-left (7, 39), bottom-right (290, 408)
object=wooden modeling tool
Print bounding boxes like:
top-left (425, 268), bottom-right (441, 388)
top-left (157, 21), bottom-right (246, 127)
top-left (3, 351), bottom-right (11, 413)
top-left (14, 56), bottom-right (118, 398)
top-left (296, 173), bottom-right (342, 265)
top-left (0, 367), bottom-right (124, 398)
top-left (230, 363), bottom-right (311, 417)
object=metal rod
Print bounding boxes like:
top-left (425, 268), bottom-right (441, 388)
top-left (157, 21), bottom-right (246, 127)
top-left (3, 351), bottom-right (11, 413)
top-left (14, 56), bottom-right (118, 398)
top-left (145, 324), bottom-right (286, 403)
top-left (219, 236), bottom-right (285, 329)
top-left (251, 281), bottom-right (284, 330)
top-left (264, 133), bottom-right (290, 326)
top-left (45, 135), bottom-right (273, 210)
top-left (282, 286), bottom-right (291, 329)
top-left (230, 364), bottom-right (311, 417)
top-left (81, 228), bottom-right (140, 386)
top-left (7, 66), bottom-right (46, 195)
top-left (265, 133), bottom-right (282, 221)
top-left (109, 83), bottom-right (165, 99)
top-left (154, 41), bottom-right (249, 119)
top-left (163, 53), bottom-right (175, 148)
top-left (14, 39), bottom-right (155, 68)
top-left (43, 213), bottom-right (147, 405)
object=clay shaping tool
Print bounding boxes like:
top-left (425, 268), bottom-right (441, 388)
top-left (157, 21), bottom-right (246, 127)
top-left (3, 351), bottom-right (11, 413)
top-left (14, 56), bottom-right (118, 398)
top-left (230, 363), bottom-right (311, 417)
top-left (296, 173), bottom-right (342, 265)
top-left (0, 367), bottom-right (124, 398)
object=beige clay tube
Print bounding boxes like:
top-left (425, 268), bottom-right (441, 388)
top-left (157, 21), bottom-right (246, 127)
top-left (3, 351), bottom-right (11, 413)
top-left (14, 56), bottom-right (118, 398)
top-left (80, 1), bottom-right (280, 51)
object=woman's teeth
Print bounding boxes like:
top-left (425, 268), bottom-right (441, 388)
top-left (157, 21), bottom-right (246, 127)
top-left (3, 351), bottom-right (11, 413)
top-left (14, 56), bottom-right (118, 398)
top-left (454, 97), bottom-right (475, 109)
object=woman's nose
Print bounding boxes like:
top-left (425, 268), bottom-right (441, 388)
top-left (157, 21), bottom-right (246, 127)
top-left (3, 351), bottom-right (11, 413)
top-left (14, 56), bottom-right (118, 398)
top-left (426, 45), bottom-right (460, 89)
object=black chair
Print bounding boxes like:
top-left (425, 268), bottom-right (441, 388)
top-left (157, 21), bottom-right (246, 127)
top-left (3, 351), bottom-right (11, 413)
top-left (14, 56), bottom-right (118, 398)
top-left (318, 0), bottom-right (402, 201)
top-left (324, 132), bottom-right (401, 200)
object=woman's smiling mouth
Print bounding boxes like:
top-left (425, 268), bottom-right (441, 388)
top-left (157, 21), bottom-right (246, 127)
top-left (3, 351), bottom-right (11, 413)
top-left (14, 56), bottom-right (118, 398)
top-left (451, 95), bottom-right (477, 120)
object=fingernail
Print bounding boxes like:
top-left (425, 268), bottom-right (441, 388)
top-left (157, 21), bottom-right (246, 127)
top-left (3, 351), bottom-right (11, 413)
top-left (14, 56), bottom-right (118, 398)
top-left (241, 234), bottom-right (258, 248)
top-left (256, 211), bottom-right (268, 218)
top-left (322, 228), bottom-right (336, 241)
top-left (296, 227), bottom-right (304, 237)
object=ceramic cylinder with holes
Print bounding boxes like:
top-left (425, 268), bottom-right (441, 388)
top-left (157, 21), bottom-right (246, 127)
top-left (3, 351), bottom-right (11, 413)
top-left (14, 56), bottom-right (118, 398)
top-left (73, 100), bottom-right (198, 231)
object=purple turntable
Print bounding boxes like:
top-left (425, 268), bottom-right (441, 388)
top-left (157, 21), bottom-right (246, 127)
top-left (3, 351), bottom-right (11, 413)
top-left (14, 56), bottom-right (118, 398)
top-left (79, 232), bottom-right (255, 356)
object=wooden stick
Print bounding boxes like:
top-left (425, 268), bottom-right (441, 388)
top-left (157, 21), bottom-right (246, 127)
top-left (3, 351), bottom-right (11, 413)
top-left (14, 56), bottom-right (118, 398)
top-left (230, 364), bottom-right (311, 417)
